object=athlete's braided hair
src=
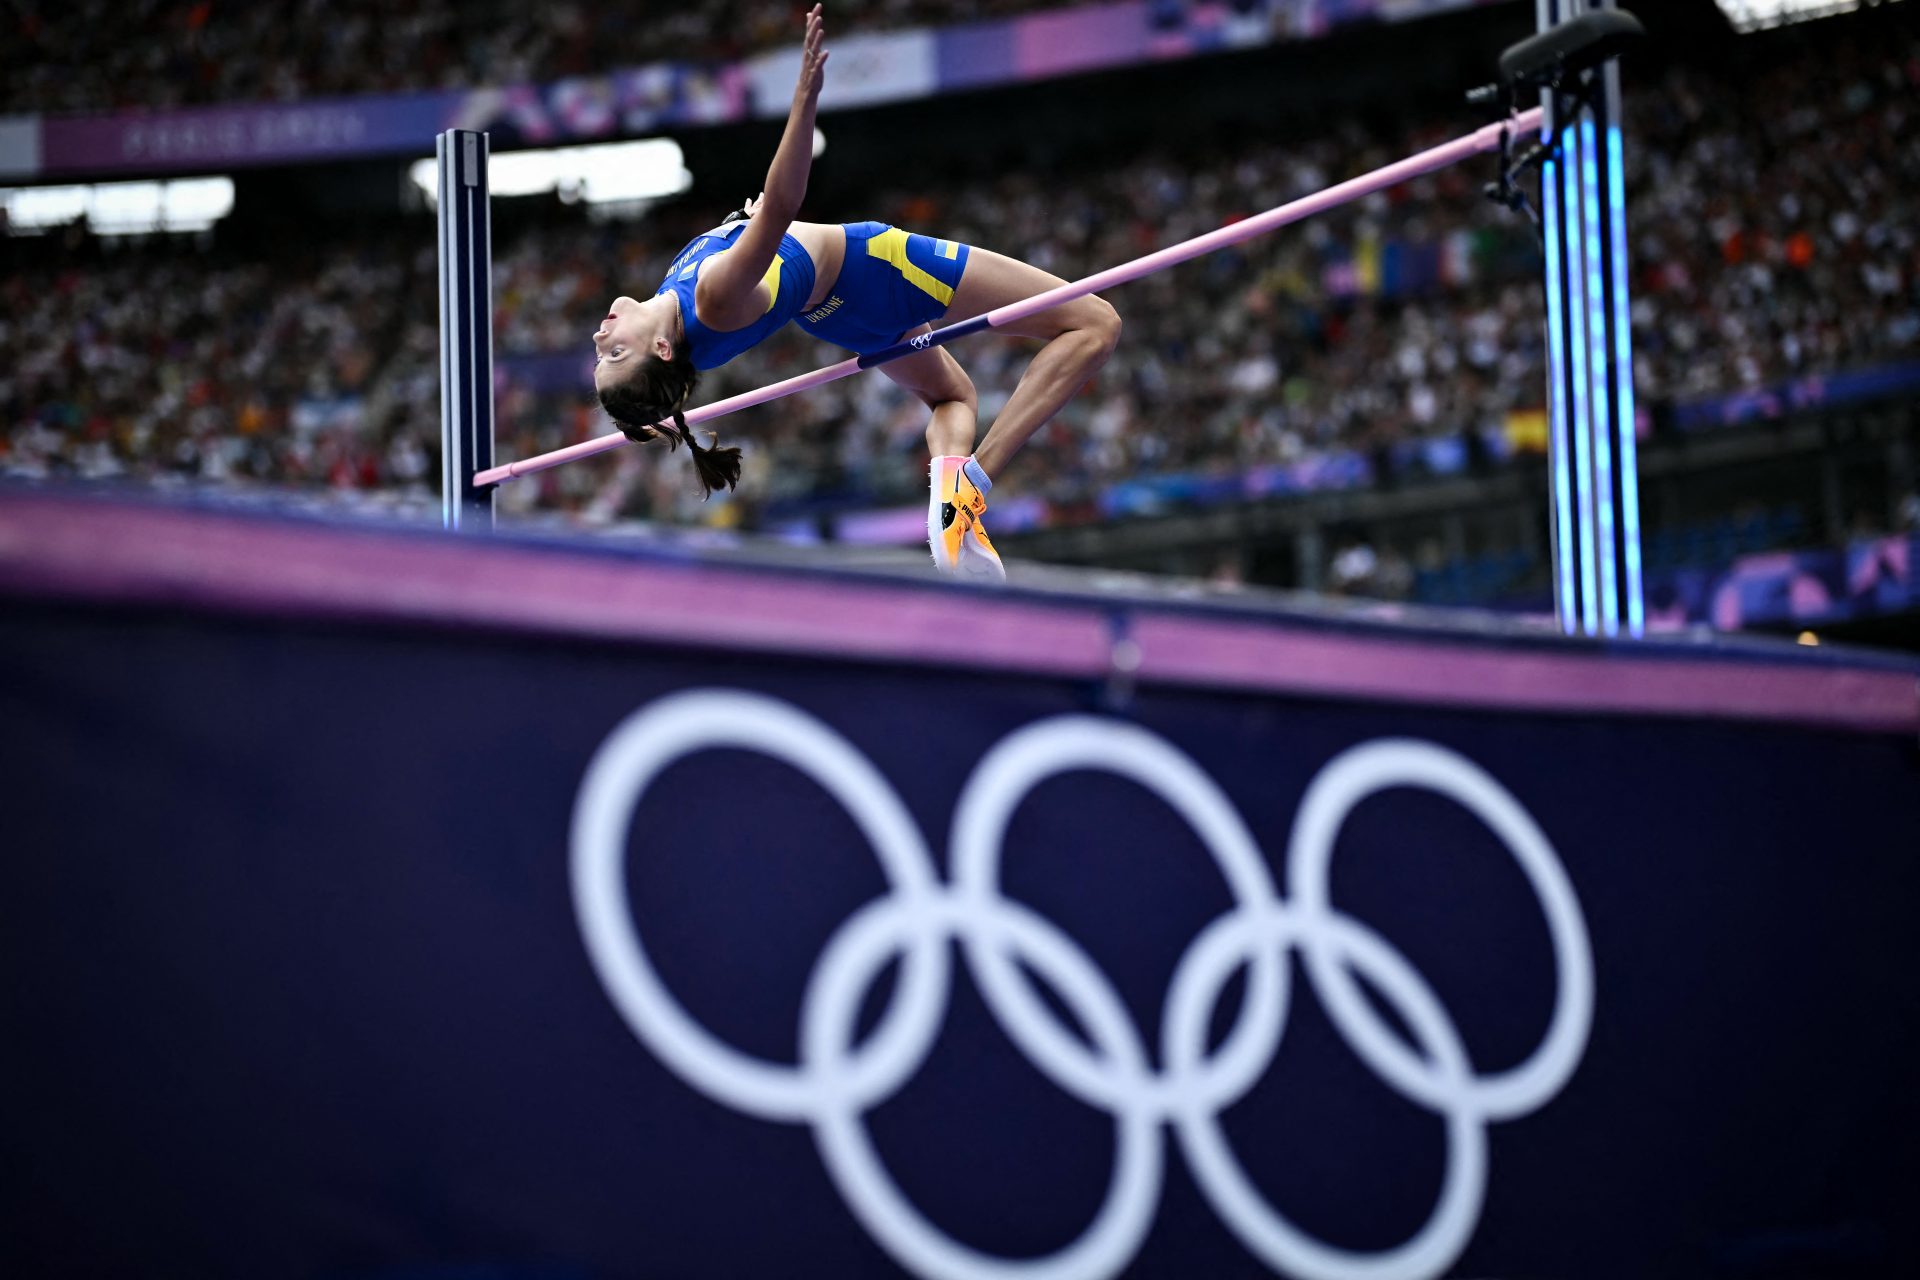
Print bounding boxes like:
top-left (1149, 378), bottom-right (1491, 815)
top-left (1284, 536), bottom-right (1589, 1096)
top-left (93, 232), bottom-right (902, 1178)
top-left (598, 340), bottom-right (742, 499)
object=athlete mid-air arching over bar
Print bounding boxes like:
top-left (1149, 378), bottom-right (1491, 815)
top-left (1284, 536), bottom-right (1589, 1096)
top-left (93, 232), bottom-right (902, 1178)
top-left (590, 5), bottom-right (1122, 582)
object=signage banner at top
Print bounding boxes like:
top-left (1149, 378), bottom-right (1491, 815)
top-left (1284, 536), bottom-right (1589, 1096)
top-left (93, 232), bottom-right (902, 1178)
top-left (10, 0), bottom-right (1507, 179)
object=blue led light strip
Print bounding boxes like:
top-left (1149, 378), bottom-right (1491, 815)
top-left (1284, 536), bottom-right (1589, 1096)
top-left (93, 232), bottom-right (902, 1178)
top-left (1606, 121), bottom-right (1645, 637)
top-left (1541, 153), bottom-right (1578, 635)
top-left (1581, 117), bottom-right (1618, 637)
top-left (1562, 130), bottom-right (1600, 636)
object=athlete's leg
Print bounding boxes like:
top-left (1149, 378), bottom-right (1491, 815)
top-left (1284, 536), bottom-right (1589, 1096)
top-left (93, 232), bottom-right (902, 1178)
top-left (882, 326), bottom-right (1002, 579)
top-left (943, 246), bottom-right (1121, 475)
top-left (877, 328), bottom-right (977, 456)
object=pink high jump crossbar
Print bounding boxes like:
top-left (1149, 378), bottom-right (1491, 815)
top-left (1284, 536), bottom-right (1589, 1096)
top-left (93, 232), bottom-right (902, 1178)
top-left (474, 107), bottom-right (1544, 488)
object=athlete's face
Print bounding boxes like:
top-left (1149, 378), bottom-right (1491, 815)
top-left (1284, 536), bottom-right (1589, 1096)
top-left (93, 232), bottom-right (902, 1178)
top-left (593, 295), bottom-right (675, 391)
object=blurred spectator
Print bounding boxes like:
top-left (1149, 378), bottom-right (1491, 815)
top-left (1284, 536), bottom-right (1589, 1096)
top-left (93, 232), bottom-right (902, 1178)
top-left (1329, 536), bottom-right (1380, 596)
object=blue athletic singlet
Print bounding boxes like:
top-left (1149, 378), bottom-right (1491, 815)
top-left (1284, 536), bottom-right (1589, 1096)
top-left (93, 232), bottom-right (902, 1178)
top-left (796, 221), bottom-right (973, 356)
top-left (656, 219), bottom-right (974, 367)
top-left (655, 219), bottom-right (817, 370)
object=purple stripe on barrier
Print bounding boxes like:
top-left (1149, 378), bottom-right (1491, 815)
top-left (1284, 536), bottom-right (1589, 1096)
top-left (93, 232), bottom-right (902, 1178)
top-left (1131, 614), bottom-right (1916, 736)
top-left (0, 495), bottom-right (1111, 678)
top-left (2, 494), bottom-right (1914, 735)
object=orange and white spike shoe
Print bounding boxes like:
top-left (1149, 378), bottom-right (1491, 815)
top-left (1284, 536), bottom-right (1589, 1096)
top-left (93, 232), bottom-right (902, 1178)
top-left (928, 455), bottom-right (1005, 582)
top-left (958, 515), bottom-right (1005, 581)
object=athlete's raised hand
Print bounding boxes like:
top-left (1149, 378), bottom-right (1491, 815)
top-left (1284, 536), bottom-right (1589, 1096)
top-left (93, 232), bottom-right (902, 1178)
top-left (794, 4), bottom-right (829, 108)
top-left (701, 6), bottom-right (824, 324)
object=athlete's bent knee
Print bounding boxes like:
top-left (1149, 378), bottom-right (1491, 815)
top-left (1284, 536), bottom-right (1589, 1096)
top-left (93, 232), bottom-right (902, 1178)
top-left (931, 374), bottom-right (978, 416)
top-left (916, 352), bottom-right (976, 414)
top-left (1086, 296), bottom-right (1121, 351)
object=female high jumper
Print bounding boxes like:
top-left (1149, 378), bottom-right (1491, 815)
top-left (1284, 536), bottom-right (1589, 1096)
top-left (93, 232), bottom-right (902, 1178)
top-left (591, 5), bottom-right (1121, 581)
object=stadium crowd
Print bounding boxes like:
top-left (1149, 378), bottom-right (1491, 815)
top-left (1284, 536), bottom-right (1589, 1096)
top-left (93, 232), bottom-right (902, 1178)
top-left (3, 16), bottom-right (1918, 539)
top-left (5, 0), bottom-right (1102, 115)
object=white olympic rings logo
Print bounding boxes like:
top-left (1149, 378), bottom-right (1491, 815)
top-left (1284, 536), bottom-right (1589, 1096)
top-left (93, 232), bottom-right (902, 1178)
top-left (572, 690), bottom-right (1594, 1280)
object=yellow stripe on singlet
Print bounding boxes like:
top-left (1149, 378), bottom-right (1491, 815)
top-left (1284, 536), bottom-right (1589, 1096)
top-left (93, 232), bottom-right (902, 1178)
top-left (867, 227), bottom-right (955, 306)
top-left (760, 258), bottom-right (783, 315)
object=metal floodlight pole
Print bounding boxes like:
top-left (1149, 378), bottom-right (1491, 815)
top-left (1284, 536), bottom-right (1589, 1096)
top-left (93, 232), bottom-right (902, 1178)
top-left (437, 129), bottom-right (495, 531)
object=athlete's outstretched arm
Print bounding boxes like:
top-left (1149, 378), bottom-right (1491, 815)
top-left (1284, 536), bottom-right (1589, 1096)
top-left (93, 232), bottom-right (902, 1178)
top-left (697, 4), bottom-right (827, 328)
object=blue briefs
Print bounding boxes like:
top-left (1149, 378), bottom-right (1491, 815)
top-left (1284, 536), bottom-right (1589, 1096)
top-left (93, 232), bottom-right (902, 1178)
top-left (796, 221), bottom-right (973, 355)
